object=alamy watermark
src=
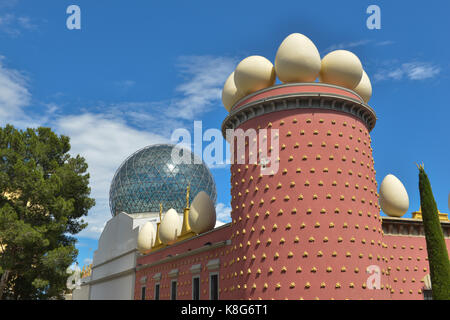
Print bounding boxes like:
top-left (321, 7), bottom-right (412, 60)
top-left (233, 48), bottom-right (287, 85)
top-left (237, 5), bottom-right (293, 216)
top-left (366, 5), bottom-right (381, 30)
top-left (64, 5), bottom-right (381, 32)
top-left (170, 121), bottom-right (279, 175)
top-left (66, 5), bottom-right (81, 30)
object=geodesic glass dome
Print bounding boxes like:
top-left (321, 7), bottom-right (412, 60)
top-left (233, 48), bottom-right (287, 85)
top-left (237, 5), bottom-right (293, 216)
top-left (109, 144), bottom-right (217, 216)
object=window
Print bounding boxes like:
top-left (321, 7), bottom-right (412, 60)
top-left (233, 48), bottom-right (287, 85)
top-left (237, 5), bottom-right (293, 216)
top-left (171, 280), bottom-right (177, 300)
top-left (154, 283), bottom-right (160, 300)
top-left (210, 273), bottom-right (219, 300)
top-left (192, 276), bottom-right (200, 300)
top-left (141, 286), bottom-right (146, 300)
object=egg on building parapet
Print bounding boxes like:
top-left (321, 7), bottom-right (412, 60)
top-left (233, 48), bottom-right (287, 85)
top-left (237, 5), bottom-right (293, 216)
top-left (234, 55), bottom-right (276, 96)
top-left (189, 191), bottom-right (216, 234)
top-left (353, 70), bottom-right (372, 103)
top-left (137, 221), bottom-right (155, 253)
top-left (319, 50), bottom-right (363, 90)
top-left (222, 71), bottom-right (245, 112)
top-left (274, 33), bottom-right (321, 83)
top-left (379, 174), bottom-right (409, 217)
top-left (159, 208), bottom-right (181, 245)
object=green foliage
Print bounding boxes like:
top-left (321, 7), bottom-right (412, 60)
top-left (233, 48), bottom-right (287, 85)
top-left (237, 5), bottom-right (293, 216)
top-left (0, 125), bottom-right (95, 299)
top-left (417, 164), bottom-right (450, 300)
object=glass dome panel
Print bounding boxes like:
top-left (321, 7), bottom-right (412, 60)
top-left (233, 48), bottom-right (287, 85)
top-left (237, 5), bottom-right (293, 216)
top-left (109, 144), bottom-right (217, 216)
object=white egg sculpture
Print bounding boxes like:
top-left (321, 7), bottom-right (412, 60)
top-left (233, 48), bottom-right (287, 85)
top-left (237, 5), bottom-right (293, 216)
top-left (274, 33), bottom-right (321, 83)
top-left (159, 208), bottom-right (181, 245)
top-left (222, 71), bottom-right (245, 112)
top-left (319, 50), bottom-right (363, 89)
top-left (234, 55), bottom-right (276, 96)
top-left (379, 174), bottom-right (409, 217)
top-left (189, 191), bottom-right (216, 234)
top-left (137, 222), bottom-right (155, 253)
top-left (353, 70), bottom-right (372, 103)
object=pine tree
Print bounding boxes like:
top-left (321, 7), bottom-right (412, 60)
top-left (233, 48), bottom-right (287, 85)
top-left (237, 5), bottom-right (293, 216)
top-left (417, 164), bottom-right (450, 300)
top-left (0, 125), bottom-right (95, 299)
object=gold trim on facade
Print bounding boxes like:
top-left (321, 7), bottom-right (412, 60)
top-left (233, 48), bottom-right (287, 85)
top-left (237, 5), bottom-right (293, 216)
top-left (411, 207), bottom-right (449, 222)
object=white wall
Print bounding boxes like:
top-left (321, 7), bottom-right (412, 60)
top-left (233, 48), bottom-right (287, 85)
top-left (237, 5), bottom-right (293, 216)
top-left (90, 273), bottom-right (135, 300)
top-left (87, 212), bottom-right (157, 300)
top-left (91, 251), bottom-right (136, 281)
top-left (72, 283), bottom-right (90, 300)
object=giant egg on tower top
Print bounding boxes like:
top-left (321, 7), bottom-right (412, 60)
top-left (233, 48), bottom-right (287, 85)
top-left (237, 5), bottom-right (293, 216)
top-left (234, 55), bottom-right (276, 95)
top-left (274, 33), bottom-right (322, 83)
top-left (319, 50), bottom-right (363, 89)
top-left (353, 70), bottom-right (372, 103)
top-left (222, 71), bottom-right (244, 112)
top-left (109, 144), bottom-right (217, 216)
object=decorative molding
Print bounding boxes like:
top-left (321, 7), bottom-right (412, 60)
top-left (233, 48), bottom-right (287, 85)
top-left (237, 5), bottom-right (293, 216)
top-left (381, 217), bottom-right (450, 238)
top-left (140, 276), bottom-right (147, 284)
top-left (142, 222), bottom-right (231, 256)
top-left (136, 240), bottom-right (230, 271)
top-left (206, 259), bottom-right (220, 271)
top-left (231, 82), bottom-right (366, 111)
top-left (84, 268), bottom-right (135, 286)
top-left (190, 264), bottom-right (202, 274)
top-left (168, 268), bottom-right (179, 278)
top-left (221, 84), bottom-right (377, 140)
top-left (91, 248), bottom-right (138, 270)
top-left (152, 272), bottom-right (161, 281)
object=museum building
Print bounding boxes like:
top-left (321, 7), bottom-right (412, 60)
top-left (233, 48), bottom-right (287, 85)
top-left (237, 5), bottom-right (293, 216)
top-left (75, 33), bottom-right (450, 300)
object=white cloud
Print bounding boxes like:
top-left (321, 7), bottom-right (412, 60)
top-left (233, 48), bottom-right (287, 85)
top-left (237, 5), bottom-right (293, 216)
top-left (402, 63), bottom-right (441, 80)
top-left (54, 55), bottom-right (237, 238)
top-left (0, 58), bottom-right (30, 123)
top-left (83, 257), bottom-right (93, 265)
top-left (54, 113), bottom-right (169, 238)
top-left (322, 40), bottom-right (394, 55)
top-left (165, 56), bottom-right (237, 120)
top-left (375, 40), bottom-right (395, 46)
top-left (374, 62), bottom-right (441, 82)
top-left (17, 16), bottom-right (36, 30)
top-left (215, 202), bottom-right (231, 224)
top-left (0, 13), bottom-right (36, 36)
top-left (323, 40), bottom-right (371, 54)
top-left (105, 102), bottom-right (185, 134)
top-left (0, 53), bottom-right (235, 239)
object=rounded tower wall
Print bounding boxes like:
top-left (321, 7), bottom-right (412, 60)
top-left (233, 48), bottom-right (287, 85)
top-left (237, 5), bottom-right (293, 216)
top-left (223, 84), bottom-right (391, 300)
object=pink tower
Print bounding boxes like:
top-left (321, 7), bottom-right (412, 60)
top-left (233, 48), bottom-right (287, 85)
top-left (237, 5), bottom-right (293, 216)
top-left (221, 83), bottom-right (392, 300)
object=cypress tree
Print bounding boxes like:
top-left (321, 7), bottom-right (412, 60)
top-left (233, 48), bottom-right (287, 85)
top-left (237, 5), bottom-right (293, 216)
top-left (417, 164), bottom-right (450, 300)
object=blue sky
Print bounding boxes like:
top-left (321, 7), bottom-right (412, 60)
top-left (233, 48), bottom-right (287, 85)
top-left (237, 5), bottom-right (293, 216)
top-left (0, 0), bottom-right (449, 267)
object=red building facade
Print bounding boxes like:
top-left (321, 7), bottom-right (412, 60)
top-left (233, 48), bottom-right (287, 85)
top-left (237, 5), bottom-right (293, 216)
top-left (134, 83), bottom-right (450, 300)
